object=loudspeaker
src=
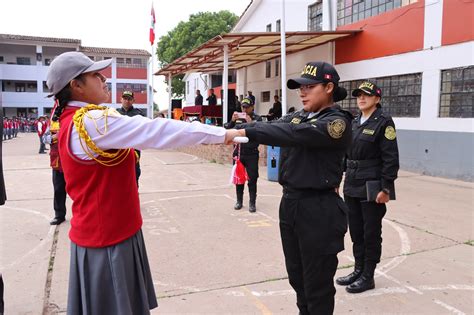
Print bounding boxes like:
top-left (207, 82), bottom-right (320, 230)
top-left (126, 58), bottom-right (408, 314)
top-left (171, 99), bottom-right (182, 110)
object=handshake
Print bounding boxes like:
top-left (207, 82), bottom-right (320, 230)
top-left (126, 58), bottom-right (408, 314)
top-left (224, 129), bottom-right (247, 145)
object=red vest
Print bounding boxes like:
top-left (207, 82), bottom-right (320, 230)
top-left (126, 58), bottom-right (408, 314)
top-left (58, 107), bottom-right (142, 247)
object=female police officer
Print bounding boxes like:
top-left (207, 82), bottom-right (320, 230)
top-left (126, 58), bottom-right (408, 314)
top-left (233, 61), bottom-right (352, 314)
top-left (336, 81), bottom-right (399, 293)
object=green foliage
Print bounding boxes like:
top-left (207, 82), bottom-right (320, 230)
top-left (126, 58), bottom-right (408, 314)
top-left (157, 10), bottom-right (238, 96)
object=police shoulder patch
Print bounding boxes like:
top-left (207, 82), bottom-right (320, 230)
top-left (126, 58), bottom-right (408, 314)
top-left (384, 126), bottom-right (396, 140)
top-left (327, 119), bottom-right (346, 139)
top-left (291, 117), bottom-right (301, 124)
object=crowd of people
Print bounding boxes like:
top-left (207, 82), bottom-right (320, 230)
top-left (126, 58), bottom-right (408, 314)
top-left (1, 116), bottom-right (40, 140)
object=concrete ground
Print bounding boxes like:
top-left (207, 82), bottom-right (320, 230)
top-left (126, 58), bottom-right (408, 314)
top-left (1, 133), bottom-right (473, 315)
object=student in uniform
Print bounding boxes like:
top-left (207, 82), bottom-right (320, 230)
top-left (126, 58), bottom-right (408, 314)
top-left (224, 97), bottom-right (262, 212)
top-left (336, 81), bottom-right (399, 293)
top-left (232, 61), bottom-right (352, 314)
top-left (46, 51), bottom-right (241, 314)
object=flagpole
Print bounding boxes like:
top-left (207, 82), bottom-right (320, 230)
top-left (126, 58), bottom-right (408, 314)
top-left (150, 43), bottom-right (154, 119)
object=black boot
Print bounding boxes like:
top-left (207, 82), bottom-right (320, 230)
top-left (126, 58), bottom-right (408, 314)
top-left (346, 262), bottom-right (376, 293)
top-left (345, 275), bottom-right (375, 293)
top-left (249, 189), bottom-right (256, 213)
top-left (336, 264), bottom-right (363, 286)
top-left (249, 200), bottom-right (256, 212)
top-left (234, 185), bottom-right (244, 210)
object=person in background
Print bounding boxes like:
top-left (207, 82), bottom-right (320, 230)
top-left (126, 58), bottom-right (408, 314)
top-left (117, 90), bottom-right (145, 186)
top-left (206, 88), bottom-right (217, 106)
top-left (195, 89), bottom-right (203, 105)
top-left (224, 97), bottom-right (262, 212)
top-left (37, 116), bottom-right (47, 154)
top-left (267, 95), bottom-right (282, 121)
top-left (336, 81), bottom-right (399, 293)
top-left (247, 91), bottom-right (256, 106)
top-left (48, 105), bottom-right (67, 225)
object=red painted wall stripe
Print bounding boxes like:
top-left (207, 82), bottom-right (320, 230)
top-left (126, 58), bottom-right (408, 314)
top-left (117, 68), bottom-right (147, 79)
top-left (335, 1), bottom-right (425, 64)
top-left (442, 0), bottom-right (474, 46)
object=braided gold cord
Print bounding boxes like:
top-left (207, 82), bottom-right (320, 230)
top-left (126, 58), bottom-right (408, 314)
top-left (73, 104), bottom-right (130, 166)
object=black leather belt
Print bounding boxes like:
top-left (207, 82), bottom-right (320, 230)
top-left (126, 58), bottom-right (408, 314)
top-left (346, 159), bottom-right (381, 169)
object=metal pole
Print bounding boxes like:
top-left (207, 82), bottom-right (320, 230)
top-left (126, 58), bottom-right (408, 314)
top-left (280, 0), bottom-right (287, 115)
top-left (167, 73), bottom-right (172, 119)
top-left (223, 44), bottom-right (229, 124)
top-left (150, 49), bottom-right (154, 119)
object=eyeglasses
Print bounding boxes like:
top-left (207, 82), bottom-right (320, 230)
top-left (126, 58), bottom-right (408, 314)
top-left (297, 84), bottom-right (319, 94)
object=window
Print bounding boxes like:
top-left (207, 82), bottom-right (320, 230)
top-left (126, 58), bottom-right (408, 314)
top-left (44, 58), bottom-right (51, 66)
top-left (275, 59), bottom-right (280, 77)
top-left (88, 56), bottom-right (95, 61)
top-left (261, 91), bottom-right (271, 102)
top-left (116, 57), bottom-right (146, 68)
top-left (439, 66), bottom-right (473, 118)
top-left (276, 19), bottom-right (281, 32)
top-left (16, 57), bottom-right (31, 65)
top-left (43, 81), bottom-right (50, 92)
top-left (337, 0), bottom-right (418, 26)
top-left (0, 56), bottom-right (4, 62)
top-left (15, 82), bottom-right (26, 92)
top-left (265, 61), bottom-right (272, 78)
top-left (266, 24), bottom-right (272, 32)
top-left (339, 73), bottom-right (422, 117)
top-left (186, 81), bottom-right (190, 95)
top-left (308, 2), bottom-right (323, 31)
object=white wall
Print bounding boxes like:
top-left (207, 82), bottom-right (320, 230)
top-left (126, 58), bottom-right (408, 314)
top-left (183, 72), bottom-right (210, 106)
top-left (234, 0), bottom-right (315, 33)
top-left (336, 41), bottom-right (474, 133)
top-left (237, 43), bottom-right (333, 115)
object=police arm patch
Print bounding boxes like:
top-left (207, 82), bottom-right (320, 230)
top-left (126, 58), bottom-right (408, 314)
top-left (327, 119), bottom-right (346, 139)
top-left (384, 126), bottom-right (396, 140)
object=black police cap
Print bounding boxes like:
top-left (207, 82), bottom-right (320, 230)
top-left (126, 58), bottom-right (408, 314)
top-left (287, 61), bottom-right (347, 102)
top-left (352, 81), bottom-right (382, 97)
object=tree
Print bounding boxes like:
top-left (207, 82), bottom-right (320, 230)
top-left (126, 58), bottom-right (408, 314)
top-left (157, 11), bottom-right (238, 97)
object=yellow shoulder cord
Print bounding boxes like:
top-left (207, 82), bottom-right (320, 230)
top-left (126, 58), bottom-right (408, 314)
top-left (73, 104), bottom-right (130, 167)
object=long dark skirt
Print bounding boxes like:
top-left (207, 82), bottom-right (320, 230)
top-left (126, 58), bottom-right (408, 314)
top-left (67, 229), bottom-right (158, 315)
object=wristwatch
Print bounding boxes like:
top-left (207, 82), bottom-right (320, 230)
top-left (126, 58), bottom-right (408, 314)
top-left (382, 188), bottom-right (390, 195)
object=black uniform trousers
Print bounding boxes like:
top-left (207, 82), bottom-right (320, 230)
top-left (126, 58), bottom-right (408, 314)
top-left (39, 135), bottom-right (46, 153)
top-left (344, 196), bottom-right (387, 270)
top-left (52, 170), bottom-right (67, 220)
top-left (235, 154), bottom-right (259, 201)
top-left (279, 192), bottom-right (346, 315)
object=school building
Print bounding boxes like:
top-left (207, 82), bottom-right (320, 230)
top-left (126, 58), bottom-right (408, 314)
top-left (175, 0), bottom-right (473, 180)
top-left (0, 34), bottom-right (151, 118)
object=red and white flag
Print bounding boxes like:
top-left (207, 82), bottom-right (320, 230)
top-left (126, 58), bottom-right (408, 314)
top-left (149, 3), bottom-right (155, 46)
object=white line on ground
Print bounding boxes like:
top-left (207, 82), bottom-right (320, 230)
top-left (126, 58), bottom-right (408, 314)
top-left (433, 299), bottom-right (466, 315)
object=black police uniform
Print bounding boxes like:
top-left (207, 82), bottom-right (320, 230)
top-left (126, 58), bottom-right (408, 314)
top-left (244, 105), bottom-right (352, 314)
top-left (117, 106), bottom-right (145, 185)
top-left (224, 112), bottom-right (262, 211)
top-left (206, 93), bottom-right (217, 106)
top-left (341, 106), bottom-right (399, 289)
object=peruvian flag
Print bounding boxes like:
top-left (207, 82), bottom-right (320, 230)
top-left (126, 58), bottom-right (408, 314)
top-left (149, 3), bottom-right (155, 46)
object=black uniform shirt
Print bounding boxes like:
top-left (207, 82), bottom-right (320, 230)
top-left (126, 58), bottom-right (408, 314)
top-left (207, 94), bottom-right (217, 106)
top-left (117, 106), bottom-right (145, 118)
top-left (245, 105), bottom-right (352, 192)
top-left (224, 112), bottom-right (262, 156)
top-left (195, 94), bottom-right (203, 105)
top-left (343, 107), bottom-right (399, 198)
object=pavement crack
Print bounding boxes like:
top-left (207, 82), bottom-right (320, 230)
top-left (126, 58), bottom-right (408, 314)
top-left (157, 277), bottom-right (288, 299)
top-left (386, 217), bottom-right (462, 244)
top-left (42, 227), bottom-right (60, 315)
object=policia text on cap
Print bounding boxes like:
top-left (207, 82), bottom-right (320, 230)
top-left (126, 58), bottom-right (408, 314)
top-left (233, 61), bottom-right (352, 315)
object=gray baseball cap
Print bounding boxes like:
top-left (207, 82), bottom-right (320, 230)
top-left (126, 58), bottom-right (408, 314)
top-left (46, 51), bottom-right (112, 97)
